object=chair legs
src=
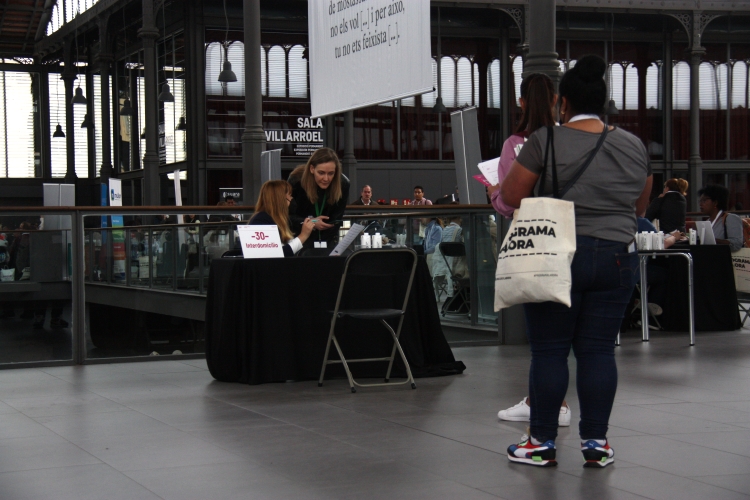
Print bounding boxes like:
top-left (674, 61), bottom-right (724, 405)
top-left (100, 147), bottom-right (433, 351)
top-left (318, 318), bottom-right (416, 392)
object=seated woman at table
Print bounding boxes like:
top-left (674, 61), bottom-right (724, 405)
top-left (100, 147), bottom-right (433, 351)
top-left (645, 178), bottom-right (688, 233)
top-left (249, 180), bottom-right (315, 257)
top-left (698, 184), bottom-right (744, 252)
top-left (289, 148), bottom-right (350, 249)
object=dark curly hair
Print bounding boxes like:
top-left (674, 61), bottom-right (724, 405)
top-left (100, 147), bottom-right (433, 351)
top-left (559, 55), bottom-right (608, 116)
top-left (698, 184), bottom-right (729, 211)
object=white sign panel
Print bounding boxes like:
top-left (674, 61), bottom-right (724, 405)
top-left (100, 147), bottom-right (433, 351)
top-left (308, 0), bottom-right (433, 118)
top-left (109, 178), bottom-right (122, 207)
top-left (733, 248), bottom-right (750, 293)
top-left (237, 226), bottom-right (285, 259)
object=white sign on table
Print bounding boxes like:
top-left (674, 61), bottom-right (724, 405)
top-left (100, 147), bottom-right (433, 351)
top-left (308, 0), bottom-right (432, 118)
top-left (732, 247), bottom-right (750, 293)
top-left (237, 226), bottom-right (285, 259)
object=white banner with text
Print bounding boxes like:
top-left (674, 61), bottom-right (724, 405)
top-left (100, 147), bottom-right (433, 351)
top-left (308, 0), bottom-right (432, 118)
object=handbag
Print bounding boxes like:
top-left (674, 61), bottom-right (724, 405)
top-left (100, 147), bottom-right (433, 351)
top-left (494, 125), bottom-right (609, 310)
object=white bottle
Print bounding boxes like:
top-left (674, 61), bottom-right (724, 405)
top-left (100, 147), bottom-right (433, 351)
top-left (361, 233), bottom-right (371, 248)
top-left (373, 232), bottom-right (382, 248)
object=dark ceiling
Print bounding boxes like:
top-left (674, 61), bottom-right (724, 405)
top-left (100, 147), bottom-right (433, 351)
top-left (0, 0), bottom-right (44, 59)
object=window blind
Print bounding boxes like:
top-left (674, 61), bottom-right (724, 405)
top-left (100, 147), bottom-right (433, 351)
top-left (73, 88), bottom-right (88, 178)
top-left (716, 63), bottom-right (728, 110)
top-left (487, 59), bottom-right (500, 109)
top-left (625, 63), bottom-right (639, 110)
top-left (456, 57), bottom-right (473, 108)
top-left (672, 61), bottom-right (690, 110)
top-left (205, 43), bottom-right (223, 96)
top-left (441, 56), bottom-right (455, 108)
top-left (288, 45), bottom-right (307, 99)
top-left (0, 71), bottom-right (35, 178)
top-left (49, 75), bottom-right (67, 177)
top-left (732, 61), bottom-right (748, 109)
top-left (260, 46), bottom-right (267, 96)
top-left (646, 63), bottom-right (661, 110)
top-left (137, 75), bottom-right (146, 167)
top-left (267, 46), bottom-right (286, 98)
top-left (473, 61), bottom-right (479, 107)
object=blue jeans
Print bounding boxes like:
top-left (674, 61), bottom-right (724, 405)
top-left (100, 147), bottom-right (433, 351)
top-left (523, 235), bottom-right (638, 442)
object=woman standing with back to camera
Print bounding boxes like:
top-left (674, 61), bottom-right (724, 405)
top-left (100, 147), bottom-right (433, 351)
top-left (501, 55), bottom-right (653, 468)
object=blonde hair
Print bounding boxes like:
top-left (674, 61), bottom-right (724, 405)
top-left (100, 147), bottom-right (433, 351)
top-left (300, 147), bottom-right (342, 205)
top-left (252, 180), bottom-right (293, 242)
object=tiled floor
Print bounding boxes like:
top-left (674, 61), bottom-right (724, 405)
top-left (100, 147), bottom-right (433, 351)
top-left (1, 329), bottom-right (750, 499)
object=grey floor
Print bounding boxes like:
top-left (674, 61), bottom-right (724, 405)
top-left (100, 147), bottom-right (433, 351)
top-left (1, 329), bottom-right (750, 499)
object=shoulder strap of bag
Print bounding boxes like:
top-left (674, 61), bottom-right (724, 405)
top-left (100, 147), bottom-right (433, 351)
top-left (557, 125), bottom-right (610, 199)
top-left (536, 126), bottom-right (560, 198)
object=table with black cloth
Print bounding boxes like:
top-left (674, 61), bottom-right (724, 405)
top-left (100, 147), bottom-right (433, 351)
top-left (205, 255), bottom-right (465, 385)
top-left (657, 245), bottom-right (741, 332)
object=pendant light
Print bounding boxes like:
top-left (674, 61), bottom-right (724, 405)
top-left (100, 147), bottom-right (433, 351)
top-left (432, 7), bottom-right (447, 114)
top-left (217, 0), bottom-right (237, 83)
top-left (72, 26), bottom-right (87, 105)
top-left (176, 116), bottom-right (187, 131)
top-left (606, 14), bottom-right (620, 116)
top-left (53, 76), bottom-right (65, 138)
top-left (158, 2), bottom-right (175, 102)
top-left (81, 113), bottom-right (94, 129)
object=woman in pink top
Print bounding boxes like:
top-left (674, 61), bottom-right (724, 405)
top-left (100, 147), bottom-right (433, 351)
top-left (488, 73), bottom-right (557, 217)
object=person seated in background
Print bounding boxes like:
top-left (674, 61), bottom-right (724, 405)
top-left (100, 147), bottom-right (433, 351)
top-left (411, 186), bottom-right (432, 206)
top-left (208, 201), bottom-right (238, 223)
top-left (645, 178), bottom-right (688, 233)
top-left (430, 216), bottom-right (466, 297)
top-left (698, 184), bottom-right (744, 252)
top-left (249, 180), bottom-right (315, 257)
top-left (351, 185), bottom-right (382, 206)
top-left (422, 217), bottom-right (443, 274)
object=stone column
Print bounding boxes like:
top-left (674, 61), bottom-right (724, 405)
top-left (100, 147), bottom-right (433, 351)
top-left (521, 0), bottom-right (561, 86)
top-left (341, 111), bottom-right (356, 182)
top-left (139, 0), bottom-right (161, 206)
top-left (61, 38), bottom-right (78, 183)
top-left (98, 16), bottom-right (113, 185)
top-left (241, 0), bottom-right (266, 205)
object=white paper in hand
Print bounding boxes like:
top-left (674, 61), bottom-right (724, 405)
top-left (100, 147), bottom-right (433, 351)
top-left (237, 226), bottom-right (285, 258)
top-left (477, 158), bottom-right (501, 186)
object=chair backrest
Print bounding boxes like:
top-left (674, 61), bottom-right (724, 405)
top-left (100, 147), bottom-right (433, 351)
top-left (332, 248), bottom-right (418, 317)
top-left (221, 249), bottom-right (243, 258)
top-left (440, 242), bottom-right (466, 257)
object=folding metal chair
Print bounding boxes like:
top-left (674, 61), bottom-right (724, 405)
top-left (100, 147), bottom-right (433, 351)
top-left (738, 291), bottom-right (750, 327)
top-left (318, 248), bottom-right (418, 393)
top-left (433, 275), bottom-right (449, 301)
top-left (439, 242), bottom-right (471, 316)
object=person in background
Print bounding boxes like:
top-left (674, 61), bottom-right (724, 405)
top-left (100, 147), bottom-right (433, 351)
top-left (645, 178), bottom-right (688, 233)
top-left (698, 184), bottom-right (744, 252)
top-left (422, 217), bottom-right (443, 274)
top-left (249, 180), bottom-right (315, 257)
top-left (500, 55), bottom-right (652, 468)
top-left (411, 186), bottom-right (432, 206)
top-left (488, 73), bottom-right (557, 218)
top-left (289, 147), bottom-right (350, 249)
top-left (351, 185), bottom-right (382, 206)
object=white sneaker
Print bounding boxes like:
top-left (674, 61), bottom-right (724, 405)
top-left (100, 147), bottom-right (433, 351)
top-left (498, 399), bottom-right (571, 427)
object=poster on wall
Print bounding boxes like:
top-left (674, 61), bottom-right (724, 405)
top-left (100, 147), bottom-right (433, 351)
top-left (264, 115), bottom-right (325, 157)
top-left (308, 0), bottom-right (433, 118)
top-left (109, 178), bottom-right (126, 282)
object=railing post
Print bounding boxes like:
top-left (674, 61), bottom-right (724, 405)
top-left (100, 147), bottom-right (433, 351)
top-left (71, 211), bottom-right (86, 364)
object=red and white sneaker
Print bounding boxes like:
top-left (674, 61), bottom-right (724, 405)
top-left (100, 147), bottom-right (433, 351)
top-left (507, 434), bottom-right (557, 467)
top-left (581, 439), bottom-right (614, 468)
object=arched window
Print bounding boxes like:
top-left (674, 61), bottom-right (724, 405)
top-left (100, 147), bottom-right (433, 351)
top-left (610, 63), bottom-right (624, 109)
top-left (732, 61), bottom-right (748, 109)
top-left (422, 58), bottom-right (438, 108)
top-left (672, 61), bottom-right (690, 110)
top-left (226, 42), bottom-right (245, 97)
top-left (512, 56), bottom-right (523, 106)
top-left (646, 62), bottom-right (662, 110)
top-left (440, 56), bottom-right (456, 108)
top-left (716, 63), bottom-right (729, 110)
top-left (48, 3), bottom-right (62, 35)
top-left (205, 42), bottom-right (223, 96)
top-left (456, 57), bottom-right (473, 108)
top-left (288, 45), bottom-right (308, 99)
top-left (699, 62), bottom-right (718, 110)
top-left (625, 63), bottom-right (639, 110)
top-left (487, 59), bottom-right (500, 109)
top-left (267, 46), bottom-right (286, 98)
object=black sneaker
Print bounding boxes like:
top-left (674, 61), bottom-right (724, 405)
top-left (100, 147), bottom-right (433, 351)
top-left (581, 439), bottom-right (614, 468)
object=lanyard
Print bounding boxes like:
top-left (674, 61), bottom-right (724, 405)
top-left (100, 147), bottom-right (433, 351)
top-left (314, 193), bottom-right (327, 217)
top-left (711, 210), bottom-right (723, 228)
top-left (568, 114), bottom-right (600, 123)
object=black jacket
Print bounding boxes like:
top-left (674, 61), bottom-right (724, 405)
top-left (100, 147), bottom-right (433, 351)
top-left (289, 176), bottom-right (350, 248)
top-left (645, 191), bottom-right (687, 233)
top-left (351, 198), bottom-right (383, 206)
